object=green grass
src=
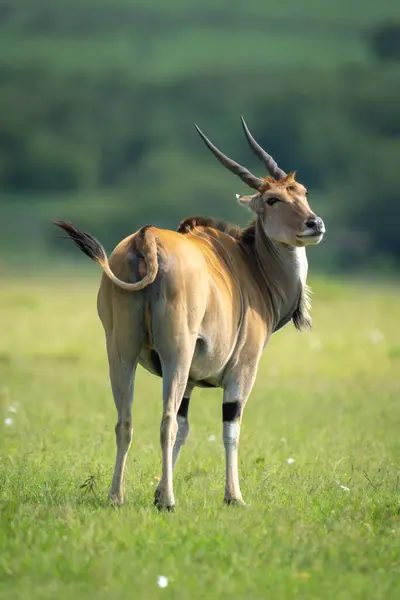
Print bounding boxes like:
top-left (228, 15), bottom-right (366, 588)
top-left (1, 273), bottom-right (400, 599)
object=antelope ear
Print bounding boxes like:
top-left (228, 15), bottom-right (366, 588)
top-left (236, 193), bottom-right (255, 208)
top-left (286, 171), bottom-right (297, 183)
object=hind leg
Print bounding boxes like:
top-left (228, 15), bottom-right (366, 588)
top-left (152, 310), bottom-right (197, 510)
top-left (150, 268), bottom-right (205, 510)
top-left (108, 347), bottom-right (137, 506)
top-left (99, 278), bottom-right (145, 506)
top-left (154, 353), bottom-right (195, 510)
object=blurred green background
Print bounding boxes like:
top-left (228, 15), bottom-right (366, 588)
top-left (0, 0), bottom-right (399, 272)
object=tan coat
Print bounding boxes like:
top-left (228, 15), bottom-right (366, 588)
top-left (54, 119), bottom-right (325, 509)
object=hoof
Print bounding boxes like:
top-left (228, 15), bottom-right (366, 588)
top-left (108, 492), bottom-right (124, 506)
top-left (156, 503), bottom-right (175, 513)
top-left (154, 488), bottom-right (175, 512)
top-left (224, 497), bottom-right (248, 507)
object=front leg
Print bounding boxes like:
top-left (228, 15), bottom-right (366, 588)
top-left (222, 397), bottom-right (245, 505)
top-left (172, 387), bottom-right (192, 469)
top-left (222, 362), bottom-right (260, 505)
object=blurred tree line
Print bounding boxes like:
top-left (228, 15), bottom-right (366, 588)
top-left (0, 3), bottom-right (399, 272)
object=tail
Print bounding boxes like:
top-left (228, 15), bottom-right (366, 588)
top-left (53, 220), bottom-right (158, 291)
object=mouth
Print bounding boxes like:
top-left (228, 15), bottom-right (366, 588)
top-left (296, 230), bottom-right (324, 245)
top-left (298, 231), bottom-right (323, 238)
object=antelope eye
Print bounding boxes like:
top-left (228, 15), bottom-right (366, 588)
top-left (266, 197), bottom-right (280, 206)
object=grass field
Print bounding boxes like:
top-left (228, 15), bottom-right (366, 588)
top-left (0, 273), bottom-right (399, 599)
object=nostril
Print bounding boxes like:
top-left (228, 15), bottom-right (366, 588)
top-left (305, 217), bottom-right (317, 228)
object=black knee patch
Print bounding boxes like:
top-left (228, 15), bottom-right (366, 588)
top-left (178, 397), bottom-right (190, 419)
top-left (222, 401), bottom-right (241, 422)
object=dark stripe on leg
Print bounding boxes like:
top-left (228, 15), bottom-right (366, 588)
top-left (178, 397), bottom-right (190, 419)
top-left (222, 401), bottom-right (241, 422)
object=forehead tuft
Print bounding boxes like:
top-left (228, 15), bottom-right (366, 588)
top-left (260, 172), bottom-right (301, 193)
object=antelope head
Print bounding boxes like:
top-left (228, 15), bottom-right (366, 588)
top-left (195, 117), bottom-right (325, 247)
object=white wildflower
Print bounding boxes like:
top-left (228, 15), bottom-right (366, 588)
top-left (340, 484), bottom-right (350, 492)
top-left (157, 576), bottom-right (168, 588)
top-left (286, 457), bottom-right (295, 464)
top-left (280, 437), bottom-right (287, 444)
top-left (370, 329), bottom-right (383, 344)
top-left (8, 403), bottom-right (18, 413)
top-left (208, 434), bottom-right (216, 442)
top-left (4, 417), bottom-right (13, 426)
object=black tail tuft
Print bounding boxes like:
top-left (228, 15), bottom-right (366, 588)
top-left (53, 220), bottom-right (106, 264)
